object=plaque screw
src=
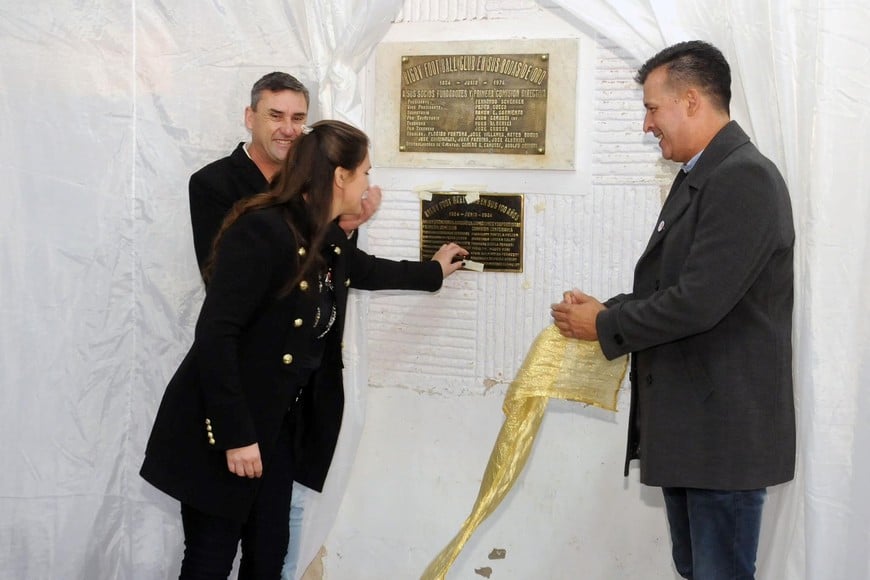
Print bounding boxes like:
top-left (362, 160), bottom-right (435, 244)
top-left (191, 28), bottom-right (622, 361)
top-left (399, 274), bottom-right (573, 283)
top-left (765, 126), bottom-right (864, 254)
top-left (537, 148), bottom-right (545, 154)
top-left (399, 146), bottom-right (406, 151)
top-left (541, 54), bottom-right (548, 61)
top-left (402, 57), bottom-right (408, 63)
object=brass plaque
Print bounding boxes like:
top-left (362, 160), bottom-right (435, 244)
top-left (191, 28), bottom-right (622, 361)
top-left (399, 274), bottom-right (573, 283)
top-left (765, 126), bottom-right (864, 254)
top-left (420, 193), bottom-right (524, 273)
top-left (400, 54), bottom-right (549, 155)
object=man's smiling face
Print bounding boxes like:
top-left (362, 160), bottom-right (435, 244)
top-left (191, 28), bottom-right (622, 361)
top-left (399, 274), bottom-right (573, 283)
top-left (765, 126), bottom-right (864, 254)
top-left (642, 66), bottom-right (693, 163)
top-left (245, 89), bottom-right (309, 169)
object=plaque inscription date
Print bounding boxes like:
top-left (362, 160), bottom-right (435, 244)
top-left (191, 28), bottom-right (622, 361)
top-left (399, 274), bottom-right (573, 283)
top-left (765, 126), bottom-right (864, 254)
top-left (420, 193), bottom-right (524, 273)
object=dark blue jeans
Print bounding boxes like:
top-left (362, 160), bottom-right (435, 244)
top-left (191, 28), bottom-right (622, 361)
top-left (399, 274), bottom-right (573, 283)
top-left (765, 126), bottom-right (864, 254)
top-left (662, 487), bottom-right (766, 580)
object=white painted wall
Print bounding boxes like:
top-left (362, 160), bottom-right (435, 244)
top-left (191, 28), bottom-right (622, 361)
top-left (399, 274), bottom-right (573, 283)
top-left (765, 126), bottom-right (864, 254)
top-left (323, 2), bottom-right (681, 578)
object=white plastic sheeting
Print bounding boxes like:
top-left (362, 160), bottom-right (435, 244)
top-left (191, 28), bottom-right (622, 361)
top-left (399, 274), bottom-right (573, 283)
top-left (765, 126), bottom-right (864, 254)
top-left (548, 1), bottom-right (870, 578)
top-left (1, 1), bottom-right (868, 579)
top-left (0, 1), bottom-right (401, 578)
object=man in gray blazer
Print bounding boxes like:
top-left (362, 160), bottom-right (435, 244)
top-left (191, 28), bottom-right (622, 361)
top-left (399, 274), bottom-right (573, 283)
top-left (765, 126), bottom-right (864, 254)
top-left (551, 41), bottom-right (795, 579)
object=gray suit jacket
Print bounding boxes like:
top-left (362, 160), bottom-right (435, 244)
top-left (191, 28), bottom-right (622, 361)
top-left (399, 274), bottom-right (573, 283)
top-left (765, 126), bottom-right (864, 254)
top-left (596, 121), bottom-right (795, 490)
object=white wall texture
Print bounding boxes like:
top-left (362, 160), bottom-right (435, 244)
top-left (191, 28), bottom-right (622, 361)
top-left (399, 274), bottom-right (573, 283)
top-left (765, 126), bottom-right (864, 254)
top-left (321, 4), bottom-right (678, 578)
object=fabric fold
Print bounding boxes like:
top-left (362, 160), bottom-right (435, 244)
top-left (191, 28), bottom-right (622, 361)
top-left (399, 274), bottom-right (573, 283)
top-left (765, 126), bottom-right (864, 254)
top-left (421, 324), bottom-right (628, 579)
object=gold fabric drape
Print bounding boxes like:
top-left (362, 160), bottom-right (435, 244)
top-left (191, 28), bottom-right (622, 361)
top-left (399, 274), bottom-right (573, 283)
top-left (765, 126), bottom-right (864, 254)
top-left (421, 325), bottom-right (628, 579)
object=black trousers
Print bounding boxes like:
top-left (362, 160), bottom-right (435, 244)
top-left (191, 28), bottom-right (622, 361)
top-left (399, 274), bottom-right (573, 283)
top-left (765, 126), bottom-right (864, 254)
top-left (179, 413), bottom-right (295, 580)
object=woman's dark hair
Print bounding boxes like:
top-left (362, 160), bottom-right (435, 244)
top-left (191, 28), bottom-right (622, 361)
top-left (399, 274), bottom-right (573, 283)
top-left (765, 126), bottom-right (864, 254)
top-left (204, 119), bottom-right (369, 292)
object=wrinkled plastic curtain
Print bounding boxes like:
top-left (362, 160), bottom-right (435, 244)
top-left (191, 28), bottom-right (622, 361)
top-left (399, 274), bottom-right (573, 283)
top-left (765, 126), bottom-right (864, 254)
top-left (0, 1), bottom-right (400, 579)
top-left (3, 1), bottom-right (868, 578)
top-left (547, 1), bottom-right (870, 578)
top-left (280, 2), bottom-right (405, 576)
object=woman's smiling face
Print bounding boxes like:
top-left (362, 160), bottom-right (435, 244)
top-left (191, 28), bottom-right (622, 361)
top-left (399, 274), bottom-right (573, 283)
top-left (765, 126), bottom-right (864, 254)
top-left (332, 152), bottom-right (371, 219)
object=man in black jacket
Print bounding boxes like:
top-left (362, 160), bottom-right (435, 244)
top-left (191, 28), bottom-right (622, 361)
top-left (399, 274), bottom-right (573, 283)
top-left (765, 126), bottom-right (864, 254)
top-left (185, 72), bottom-right (380, 578)
top-left (188, 71), bottom-right (379, 272)
top-left (552, 41), bottom-right (795, 579)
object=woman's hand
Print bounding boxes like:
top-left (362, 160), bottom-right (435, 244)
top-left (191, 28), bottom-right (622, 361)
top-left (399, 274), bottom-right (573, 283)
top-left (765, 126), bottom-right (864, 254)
top-left (225, 443), bottom-right (263, 478)
top-left (431, 242), bottom-right (469, 278)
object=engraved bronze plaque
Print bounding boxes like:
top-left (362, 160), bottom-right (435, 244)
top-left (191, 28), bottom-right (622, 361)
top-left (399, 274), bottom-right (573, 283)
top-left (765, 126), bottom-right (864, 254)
top-left (420, 193), bottom-right (524, 273)
top-left (400, 54), bottom-right (549, 155)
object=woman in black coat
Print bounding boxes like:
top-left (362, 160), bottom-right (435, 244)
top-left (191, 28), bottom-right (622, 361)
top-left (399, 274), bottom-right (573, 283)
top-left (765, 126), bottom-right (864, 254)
top-left (140, 120), bottom-right (467, 579)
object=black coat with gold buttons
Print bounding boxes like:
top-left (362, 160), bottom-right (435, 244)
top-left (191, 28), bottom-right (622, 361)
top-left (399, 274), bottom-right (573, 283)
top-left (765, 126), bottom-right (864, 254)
top-left (140, 207), bottom-right (443, 522)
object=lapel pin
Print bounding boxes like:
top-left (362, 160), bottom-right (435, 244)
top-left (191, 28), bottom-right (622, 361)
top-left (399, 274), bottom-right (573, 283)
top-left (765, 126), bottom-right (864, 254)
top-left (657, 220), bottom-right (665, 232)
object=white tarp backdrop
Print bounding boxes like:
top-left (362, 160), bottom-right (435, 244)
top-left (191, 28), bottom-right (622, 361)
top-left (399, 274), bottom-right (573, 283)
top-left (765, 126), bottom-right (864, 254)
top-left (1, 0), bottom-right (867, 579)
top-left (547, 2), bottom-right (870, 578)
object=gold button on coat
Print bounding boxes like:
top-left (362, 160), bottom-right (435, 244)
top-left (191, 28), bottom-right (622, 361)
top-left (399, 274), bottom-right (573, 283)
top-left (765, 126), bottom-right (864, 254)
top-left (299, 280), bottom-right (309, 291)
top-left (282, 354), bottom-right (294, 365)
top-left (344, 278), bottom-right (351, 287)
top-left (298, 247), bottom-right (307, 256)
top-left (294, 318), bottom-right (303, 327)
top-left (333, 246), bottom-right (342, 255)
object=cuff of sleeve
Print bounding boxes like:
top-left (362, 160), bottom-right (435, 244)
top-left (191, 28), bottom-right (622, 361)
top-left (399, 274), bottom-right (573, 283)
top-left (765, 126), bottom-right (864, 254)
top-left (203, 401), bottom-right (258, 451)
top-left (596, 305), bottom-right (628, 361)
top-left (426, 260), bottom-right (445, 291)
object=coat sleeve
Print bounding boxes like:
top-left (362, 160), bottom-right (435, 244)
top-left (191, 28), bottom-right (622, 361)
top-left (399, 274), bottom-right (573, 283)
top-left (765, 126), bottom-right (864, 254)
top-left (603, 293), bottom-right (632, 308)
top-left (189, 169), bottom-right (239, 271)
top-left (596, 157), bottom-right (789, 360)
top-left (347, 245), bottom-right (444, 292)
top-left (193, 212), bottom-right (292, 449)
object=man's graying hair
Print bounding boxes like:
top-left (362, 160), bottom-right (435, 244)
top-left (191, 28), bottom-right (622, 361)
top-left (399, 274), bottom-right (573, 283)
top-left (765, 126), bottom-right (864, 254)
top-left (635, 40), bottom-right (731, 114)
top-left (250, 72), bottom-right (310, 109)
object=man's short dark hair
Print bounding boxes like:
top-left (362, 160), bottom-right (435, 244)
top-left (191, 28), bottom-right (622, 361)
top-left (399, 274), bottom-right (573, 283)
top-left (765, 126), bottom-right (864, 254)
top-left (250, 72), bottom-right (310, 110)
top-left (635, 41), bottom-right (731, 114)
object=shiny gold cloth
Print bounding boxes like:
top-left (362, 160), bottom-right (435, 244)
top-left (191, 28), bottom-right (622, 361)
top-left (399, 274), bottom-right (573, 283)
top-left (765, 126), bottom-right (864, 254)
top-left (421, 325), bottom-right (628, 579)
